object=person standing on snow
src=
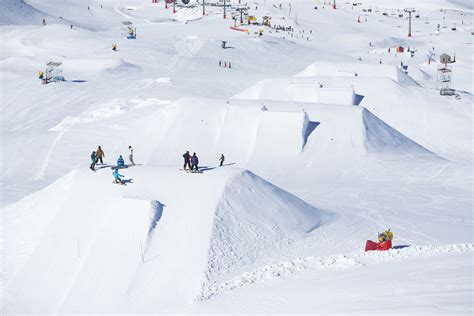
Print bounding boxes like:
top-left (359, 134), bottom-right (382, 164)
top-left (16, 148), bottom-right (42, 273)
top-left (90, 151), bottom-right (97, 170)
top-left (128, 146), bottom-right (135, 165)
top-left (117, 155), bottom-right (125, 167)
top-left (191, 152), bottom-right (199, 172)
top-left (96, 146), bottom-right (105, 164)
top-left (219, 154), bottom-right (225, 167)
top-left (183, 151), bottom-right (191, 170)
top-left (112, 169), bottom-right (125, 184)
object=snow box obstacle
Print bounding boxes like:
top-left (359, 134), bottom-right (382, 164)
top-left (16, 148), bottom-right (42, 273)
top-left (2, 167), bottom-right (327, 312)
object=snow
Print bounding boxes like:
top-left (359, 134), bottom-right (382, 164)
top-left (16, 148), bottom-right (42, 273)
top-left (1, 0), bottom-right (473, 313)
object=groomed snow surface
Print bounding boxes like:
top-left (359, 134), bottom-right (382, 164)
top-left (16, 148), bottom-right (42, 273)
top-left (1, 0), bottom-right (473, 314)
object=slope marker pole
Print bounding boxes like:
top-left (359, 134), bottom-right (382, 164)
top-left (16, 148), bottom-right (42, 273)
top-left (140, 240), bottom-right (145, 264)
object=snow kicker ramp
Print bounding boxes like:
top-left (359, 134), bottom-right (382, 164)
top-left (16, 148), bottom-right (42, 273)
top-left (231, 78), bottom-right (356, 105)
top-left (295, 61), bottom-right (413, 84)
top-left (145, 98), bottom-right (435, 169)
top-left (2, 167), bottom-right (325, 312)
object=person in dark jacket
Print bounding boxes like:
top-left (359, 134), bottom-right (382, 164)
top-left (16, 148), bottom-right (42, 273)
top-left (219, 154), bottom-right (225, 167)
top-left (90, 151), bottom-right (97, 170)
top-left (191, 153), bottom-right (199, 172)
top-left (183, 151), bottom-right (191, 170)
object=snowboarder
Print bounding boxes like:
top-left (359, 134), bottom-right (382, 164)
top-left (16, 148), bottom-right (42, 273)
top-left (112, 43), bottom-right (117, 51)
top-left (128, 146), bottom-right (135, 165)
top-left (219, 60), bottom-right (222, 67)
top-left (117, 155), bottom-right (125, 167)
top-left (70, 24), bottom-right (73, 29)
top-left (38, 71), bottom-right (44, 80)
top-left (183, 151), bottom-right (191, 170)
top-left (42, 18), bottom-right (46, 26)
top-left (90, 151), bottom-right (97, 170)
top-left (191, 152), bottom-right (199, 172)
top-left (219, 154), bottom-right (225, 167)
top-left (96, 146), bottom-right (105, 164)
top-left (112, 169), bottom-right (125, 184)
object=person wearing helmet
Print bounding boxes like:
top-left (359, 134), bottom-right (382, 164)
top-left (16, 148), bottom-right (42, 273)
top-left (112, 169), bottom-right (125, 184)
top-left (117, 155), bottom-right (125, 167)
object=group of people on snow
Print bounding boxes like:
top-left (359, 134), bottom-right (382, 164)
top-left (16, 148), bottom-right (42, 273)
top-left (182, 151), bottom-right (226, 172)
top-left (89, 145), bottom-right (135, 171)
top-left (89, 146), bottom-right (226, 184)
top-left (182, 151), bottom-right (199, 172)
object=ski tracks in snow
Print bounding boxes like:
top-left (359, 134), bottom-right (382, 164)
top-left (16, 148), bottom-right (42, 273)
top-left (198, 243), bottom-right (474, 301)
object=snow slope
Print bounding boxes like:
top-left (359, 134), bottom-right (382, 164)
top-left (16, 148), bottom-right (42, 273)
top-left (0, 0), bottom-right (58, 26)
top-left (1, 0), bottom-right (472, 313)
top-left (3, 167), bottom-right (327, 312)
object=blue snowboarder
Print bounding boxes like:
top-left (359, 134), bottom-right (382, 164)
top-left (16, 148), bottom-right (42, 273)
top-left (112, 169), bottom-right (125, 184)
top-left (117, 155), bottom-right (125, 167)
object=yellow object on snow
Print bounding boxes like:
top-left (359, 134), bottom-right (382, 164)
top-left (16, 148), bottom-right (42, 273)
top-left (378, 229), bottom-right (393, 242)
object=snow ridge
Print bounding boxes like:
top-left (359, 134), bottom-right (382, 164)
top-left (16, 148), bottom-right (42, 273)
top-left (199, 243), bottom-right (473, 301)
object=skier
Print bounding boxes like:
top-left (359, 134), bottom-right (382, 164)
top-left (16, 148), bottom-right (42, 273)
top-left (191, 152), bottom-right (199, 172)
top-left (96, 146), bottom-right (105, 164)
top-left (112, 43), bottom-right (117, 51)
top-left (219, 154), bottom-right (225, 167)
top-left (128, 146), bottom-right (135, 165)
top-left (38, 71), bottom-right (44, 80)
top-left (183, 151), bottom-right (191, 170)
top-left (112, 169), bottom-right (125, 185)
top-left (42, 18), bottom-right (46, 26)
top-left (117, 155), bottom-right (125, 167)
top-left (90, 151), bottom-right (97, 171)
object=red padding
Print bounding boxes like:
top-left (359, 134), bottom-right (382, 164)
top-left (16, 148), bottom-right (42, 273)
top-left (365, 240), bottom-right (378, 251)
top-left (377, 240), bottom-right (392, 251)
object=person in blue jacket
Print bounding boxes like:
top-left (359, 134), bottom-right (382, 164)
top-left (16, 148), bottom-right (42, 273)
top-left (117, 155), bottom-right (125, 167)
top-left (112, 169), bottom-right (125, 184)
top-left (191, 152), bottom-right (199, 172)
top-left (90, 151), bottom-right (97, 170)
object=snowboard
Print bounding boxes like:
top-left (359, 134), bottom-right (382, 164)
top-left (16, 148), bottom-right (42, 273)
top-left (111, 165), bottom-right (129, 170)
top-left (179, 168), bottom-right (202, 174)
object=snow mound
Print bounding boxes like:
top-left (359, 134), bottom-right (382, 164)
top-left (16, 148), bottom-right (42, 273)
top-left (0, 0), bottom-right (57, 26)
top-left (2, 167), bottom-right (327, 312)
top-left (232, 78), bottom-right (356, 105)
top-left (104, 60), bottom-right (141, 74)
top-left (206, 170), bottom-right (325, 278)
top-left (49, 98), bottom-right (169, 131)
top-left (146, 98), bottom-right (436, 169)
top-left (295, 61), bottom-right (412, 84)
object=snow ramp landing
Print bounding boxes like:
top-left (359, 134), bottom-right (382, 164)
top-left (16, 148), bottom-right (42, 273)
top-left (2, 167), bottom-right (327, 312)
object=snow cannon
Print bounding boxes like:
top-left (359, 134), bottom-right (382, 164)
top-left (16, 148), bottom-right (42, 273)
top-left (365, 229), bottom-right (393, 251)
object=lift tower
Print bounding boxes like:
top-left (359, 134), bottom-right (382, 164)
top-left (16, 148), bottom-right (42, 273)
top-left (404, 8), bottom-right (416, 37)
